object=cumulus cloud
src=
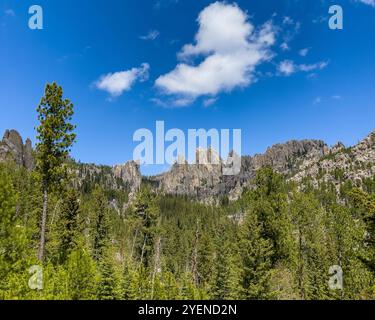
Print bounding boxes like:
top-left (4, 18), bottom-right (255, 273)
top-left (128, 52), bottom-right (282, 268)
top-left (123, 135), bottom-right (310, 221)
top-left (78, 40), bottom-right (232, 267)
top-left (140, 30), bottom-right (160, 41)
top-left (278, 60), bottom-right (328, 76)
top-left (155, 2), bottom-right (276, 105)
top-left (95, 63), bottom-right (150, 97)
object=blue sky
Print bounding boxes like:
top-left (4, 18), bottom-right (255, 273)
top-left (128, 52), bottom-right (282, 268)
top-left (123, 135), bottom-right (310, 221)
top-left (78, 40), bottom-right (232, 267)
top-left (0, 0), bottom-right (374, 175)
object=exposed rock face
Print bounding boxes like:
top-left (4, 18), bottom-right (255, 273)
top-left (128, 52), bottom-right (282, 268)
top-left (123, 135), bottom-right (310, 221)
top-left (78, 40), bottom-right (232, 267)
top-left (150, 139), bottom-right (330, 203)
top-left (251, 140), bottom-right (329, 174)
top-left (2, 127), bottom-right (374, 204)
top-left (149, 131), bottom-right (375, 203)
top-left (113, 161), bottom-right (142, 192)
top-left (291, 130), bottom-right (375, 191)
top-left (72, 161), bottom-right (142, 192)
top-left (0, 130), bottom-right (34, 170)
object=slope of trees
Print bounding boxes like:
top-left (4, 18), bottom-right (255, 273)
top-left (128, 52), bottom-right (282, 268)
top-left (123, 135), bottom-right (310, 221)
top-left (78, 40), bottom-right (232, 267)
top-left (1, 160), bottom-right (374, 300)
top-left (0, 83), bottom-right (374, 300)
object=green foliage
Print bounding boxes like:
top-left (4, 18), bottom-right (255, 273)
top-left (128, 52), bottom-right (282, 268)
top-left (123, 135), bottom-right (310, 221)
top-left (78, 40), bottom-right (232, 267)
top-left (240, 208), bottom-right (275, 299)
top-left (35, 82), bottom-right (76, 190)
top-left (1, 149), bottom-right (374, 300)
top-left (65, 248), bottom-right (98, 300)
top-left (0, 168), bottom-right (30, 299)
top-left (57, 189), bottom-right (82, 263)
top-left (130, 186), bottom-right (161, 269)
top-left (92, 186), bottom-right (110, 261)
top-left (35, 82), bottom-right (76, 262)
top-left (97, 251), bottom-right (120, 300)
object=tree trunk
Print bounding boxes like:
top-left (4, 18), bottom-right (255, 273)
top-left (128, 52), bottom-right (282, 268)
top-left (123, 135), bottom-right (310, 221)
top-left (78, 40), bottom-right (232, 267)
top-left (38, 188), bottom-right (48, 261)
top-left (151, 236), bottom-right (162, 299)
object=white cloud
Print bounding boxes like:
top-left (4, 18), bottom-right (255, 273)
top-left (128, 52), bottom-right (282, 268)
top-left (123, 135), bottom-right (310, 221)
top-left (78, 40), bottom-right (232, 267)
top-left (278, 60), bottom-right (328, 76)
top-left (140, 30), bottom-right (160, 41)
top-left (95, 63), bottom-right (150, 97)
top-left (279, 16), bottom-right (301, 53)
top-left (278, 60), bottom-right (295, 76)
top-left (299, 61), bottom-right (328, 72)
top-left (357, 0), bottom-right (375, 7)
top-left (155, 2), bottom-right (276, 104)
top-left (299, 48), bottom-right (310, 57)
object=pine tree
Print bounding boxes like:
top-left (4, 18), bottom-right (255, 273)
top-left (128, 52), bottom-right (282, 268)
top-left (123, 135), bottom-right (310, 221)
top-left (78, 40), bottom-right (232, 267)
top-left (121, 258), bottom-right (140, 300)
top-left (290, 192), bottom-right (331, 300)
top-left (163, 271), bottom-right (179, 300)
top-left (179, 272), bottom-right (200, 300)
top-left (240, 208), bottom-right (275, 299)
top-left (211, 224), bottom-right (242, 300)
top-left (97, 251), bottom-right (120, 300)
top-left (35, 82), bottom-right (76, 261)
top-left (131, 186), bottom-right (161, 269)
top-left (66, 248), bottom-right (98, 300)
top-left (92, 186), bottom-right (109, 261)
top-left (58, 189), bottom-right (81, 263)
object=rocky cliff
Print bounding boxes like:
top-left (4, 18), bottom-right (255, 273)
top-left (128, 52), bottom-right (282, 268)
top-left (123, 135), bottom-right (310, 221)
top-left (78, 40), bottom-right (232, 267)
top-left (2, 128), bottom-right (374, 204)
top-left (149, 139), bottom-right (329, 203)
top-left (0, 129), bottom-right (142, 193)
top-left (0, 129), bottom-right (34, 170)
top-left (149, 132), bottom-right (375, 203)
top-left (290, 130), bottom-right (375, 191)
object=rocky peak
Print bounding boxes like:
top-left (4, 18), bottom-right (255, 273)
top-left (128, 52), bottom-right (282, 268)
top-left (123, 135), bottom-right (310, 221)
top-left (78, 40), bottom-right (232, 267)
top-left (331, 142), bottom-right (345, 154)
top-left (0, 129), bottom-right (34, 170)
top-left (150, 140), bottom-right (329, 203)
top-left (251, 139), bottom-right (328, 174)
top-left (113, 160), bottom-right (142, 192)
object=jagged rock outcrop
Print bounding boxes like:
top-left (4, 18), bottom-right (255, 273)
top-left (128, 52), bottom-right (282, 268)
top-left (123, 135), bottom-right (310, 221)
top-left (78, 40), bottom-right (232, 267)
top-left (291, 130), bottom-right (375, 191)
top-left (72, 160), bottom-right (142, 193)
top-left (0, 129), bottom-right (34, 170)
top-left (150, 139), bottom-right (330, 203)
top-left (113, 161), bottom-right (142, 192)
top-left (251, 140), bottom-right (329, 174)
top-left (1, 129), bottom-right (142, 194)
top-left (3, 127), bottom-right (374, 204)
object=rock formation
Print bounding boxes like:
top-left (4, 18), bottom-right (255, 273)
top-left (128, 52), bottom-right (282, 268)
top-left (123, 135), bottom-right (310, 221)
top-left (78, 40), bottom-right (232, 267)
top-left (2, 128), bottom-right (374, 204)
top-left (0, 129), bottom-right (34, 170)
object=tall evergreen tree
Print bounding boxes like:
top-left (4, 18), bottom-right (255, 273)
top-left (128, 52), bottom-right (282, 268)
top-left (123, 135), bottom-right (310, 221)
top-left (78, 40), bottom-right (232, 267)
top-left (92, 186), bottom-right (109, 261)
top-left (211, 224), bottom-right (242, 300)
top-left (65, 248), bottom-right (98, 300)
top-left (97, 251), bottom-right (120, 300)
top-left (131, 186), bottom-right (161, 269)
top-left (35, 82), bottom-right (76, 261)
top-left (240, 208), bottom-right (275, 299)
top-left (58, 189), bottom-right (81, 263)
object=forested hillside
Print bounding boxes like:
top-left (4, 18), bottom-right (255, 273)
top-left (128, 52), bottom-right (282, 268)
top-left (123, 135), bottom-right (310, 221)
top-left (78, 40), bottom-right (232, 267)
top-left (0, 83), bottom-right (374, 300)
top-left (0, 161), bottom-right (374, 299)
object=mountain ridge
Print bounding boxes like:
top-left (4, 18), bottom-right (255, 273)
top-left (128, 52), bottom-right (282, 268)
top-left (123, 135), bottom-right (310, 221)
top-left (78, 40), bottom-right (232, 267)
top-left (1, 128), bottom-right (374, 204)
